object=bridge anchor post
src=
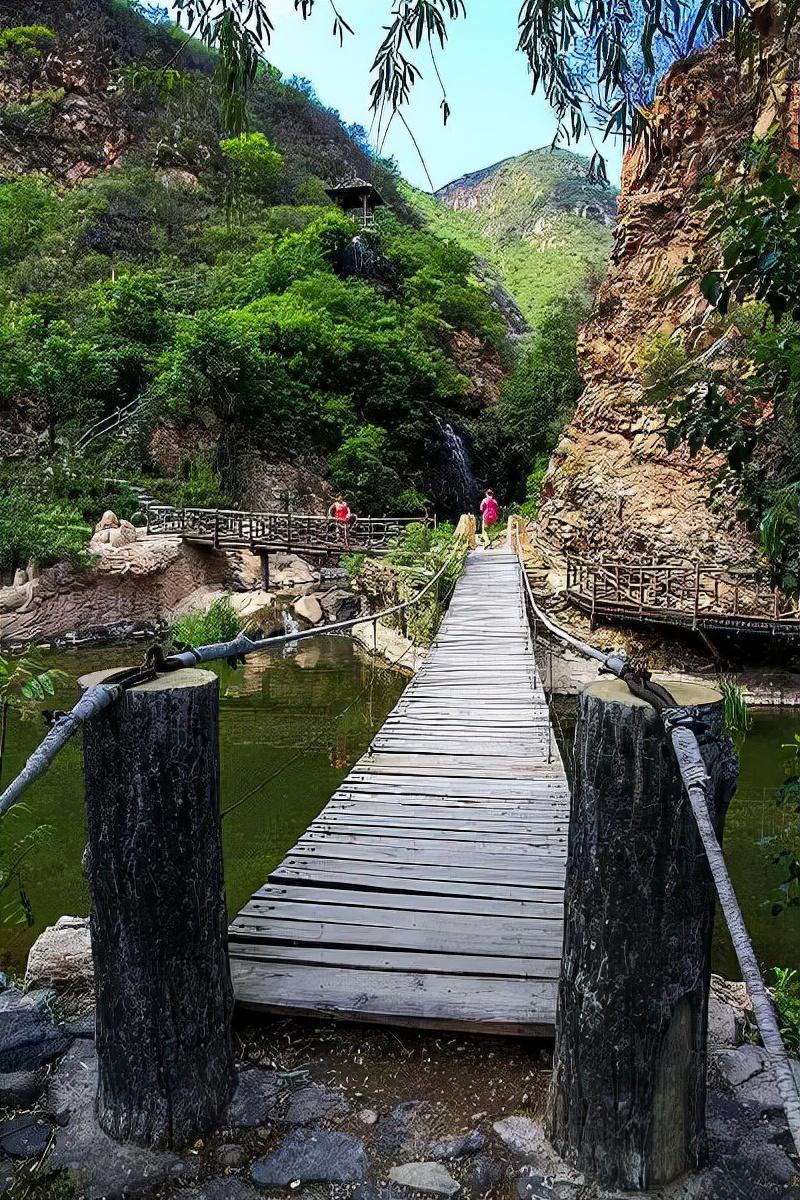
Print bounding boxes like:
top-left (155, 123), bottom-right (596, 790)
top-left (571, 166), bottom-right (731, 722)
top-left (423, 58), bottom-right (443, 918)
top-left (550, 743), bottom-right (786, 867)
top-left (546, 678), bottom-right (737, 1191)
top-left (80, 667), bottom-right (236, 1149)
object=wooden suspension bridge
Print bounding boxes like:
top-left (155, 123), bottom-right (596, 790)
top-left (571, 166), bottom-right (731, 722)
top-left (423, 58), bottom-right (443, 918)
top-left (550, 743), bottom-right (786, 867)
top-left (146, 505), bottom-right (431, 556)
top-left (228, 550), bottom-right (569, 1034)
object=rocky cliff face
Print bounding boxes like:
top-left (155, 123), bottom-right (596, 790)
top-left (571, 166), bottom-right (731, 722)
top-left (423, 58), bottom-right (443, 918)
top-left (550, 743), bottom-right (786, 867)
top-left (535, 38), bottom-right (800, 568)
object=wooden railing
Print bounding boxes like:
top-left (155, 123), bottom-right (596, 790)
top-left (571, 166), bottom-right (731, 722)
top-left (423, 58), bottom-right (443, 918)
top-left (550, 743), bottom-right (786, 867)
top-left (565, 555), bottom-right (800, 634)
top-left (146, 506), bottom-right (432, 554)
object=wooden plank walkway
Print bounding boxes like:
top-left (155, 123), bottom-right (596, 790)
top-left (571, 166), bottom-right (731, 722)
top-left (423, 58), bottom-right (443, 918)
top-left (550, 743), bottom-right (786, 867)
top-left (228, 551), bottom-right (569, 1035)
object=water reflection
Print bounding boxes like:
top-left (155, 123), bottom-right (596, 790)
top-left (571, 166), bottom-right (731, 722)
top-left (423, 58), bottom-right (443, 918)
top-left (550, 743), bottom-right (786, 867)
top-left (0, 639), bottom-right (406, 974)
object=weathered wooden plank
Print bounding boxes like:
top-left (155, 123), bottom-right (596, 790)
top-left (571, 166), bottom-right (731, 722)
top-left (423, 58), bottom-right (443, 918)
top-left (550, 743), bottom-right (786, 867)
top-left (230, 960), bottom-right (557, 1035)
top-left (251, 883), bottom-right (563, 919)
top-left (229, 941), bottom-right (560, 979)
top-left (271, 858), bottom-right (565, 900)
top-left (230, 914), bottom-right (563, 957)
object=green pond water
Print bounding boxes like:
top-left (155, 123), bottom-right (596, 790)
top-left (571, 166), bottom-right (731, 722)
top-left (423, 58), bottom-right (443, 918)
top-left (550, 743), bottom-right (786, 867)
top-left (0, 646), bottom-right (797, 983)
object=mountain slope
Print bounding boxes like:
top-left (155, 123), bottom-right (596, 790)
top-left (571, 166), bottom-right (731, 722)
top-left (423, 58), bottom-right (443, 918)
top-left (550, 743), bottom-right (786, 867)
top-left (405, 147), bottom-right (617, 324)
top-left (0, 0), bottom-right (513, 550)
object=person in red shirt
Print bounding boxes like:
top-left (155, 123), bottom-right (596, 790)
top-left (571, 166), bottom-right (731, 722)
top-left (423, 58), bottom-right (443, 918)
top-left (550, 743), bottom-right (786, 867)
top-left (479, 489), bottom-right (499, 548)
top-left (328, 496), bottom-right (354, 547)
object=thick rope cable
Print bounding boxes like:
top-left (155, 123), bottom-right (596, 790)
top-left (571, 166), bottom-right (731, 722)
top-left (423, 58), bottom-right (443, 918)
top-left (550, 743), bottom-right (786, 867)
top-left (0, 546), bottom-right (465, 820)
top-left (509, 519), bottom-right (800, 1156)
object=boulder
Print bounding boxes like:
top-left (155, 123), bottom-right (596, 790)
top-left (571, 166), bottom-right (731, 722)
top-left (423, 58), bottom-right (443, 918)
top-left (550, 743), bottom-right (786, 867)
top-left (95, 510), bottom-right (120, 531)
top-left (388, 1162), bottom-right (460, 1197)
top-left (45, 1040), bottom-right (183, 1199)
top-left (428, 1130), bottom-right (487, 1160)
top-left (293, 595), bottom-right (323, 626)
top-left (271, 554), bottom-right (316, 587)
top-left (0, 1068), bottom-right (48, 1109)
top-left (283, 1083), bottom-right (349, 1125)
top-left (229, 590), bottom-right (280, 632)
top-left (0, 1113), bottom-right (52, 1160)
top-left (374, 1101), bottom-right (423, 1158)
top-left (470, 1155), bottom-right (505, 1197)
top-left (215, 1144), bottom-right (248, 1168)
top-left (250, 1128), bottom-right (367, 1186)
top-left (491, 1117), bottom-right (544, 1158)
top-left (320, 587), bottom-right (360, 623)
top-left (25, 915), bottom-right (93, 988)
top-left (227, 1067), bottom-right (283, 1129)
top-left (90, 521), bottom-right (138, 553)
top-left (0, 988), bottom-right (71, 1073)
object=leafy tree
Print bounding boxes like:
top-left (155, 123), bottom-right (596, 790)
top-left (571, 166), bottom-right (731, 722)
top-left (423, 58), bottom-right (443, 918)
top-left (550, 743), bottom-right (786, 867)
top-left (657, 140), bottom-right (800, 588)
top-left (0, 490), bottom-right (91, 572)
top-left (98, 272), bottom-right (172, 346)
top-left (329, 424), bottom-right (426, 513)
top-left (20, 323), bottom-right (118, 453)
top-left (0, 176), bottom-right (62, 268)
top-left (491, 296), bottom-right (585, 499)
top-left (220, 131), bottom-right (284, 208)
top-left (0, 25), bottom-right (54, 102)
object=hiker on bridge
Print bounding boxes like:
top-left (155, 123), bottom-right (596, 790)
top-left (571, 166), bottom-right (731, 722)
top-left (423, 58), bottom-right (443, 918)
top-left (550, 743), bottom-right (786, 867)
top-left (479, 489), bottom-right (499, 548)
top-left (328, 496), bottom-right (357, 547)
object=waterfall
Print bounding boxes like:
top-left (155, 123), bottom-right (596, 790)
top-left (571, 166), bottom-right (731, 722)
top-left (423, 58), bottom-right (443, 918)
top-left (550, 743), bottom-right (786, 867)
top-left (282, 609), bottom-right (300, 656)
top-left (435, 416), bottom-right (478, 513)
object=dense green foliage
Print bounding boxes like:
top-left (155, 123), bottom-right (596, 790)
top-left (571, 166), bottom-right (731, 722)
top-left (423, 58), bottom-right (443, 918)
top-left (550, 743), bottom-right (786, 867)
top-left (0, 2), bottom-right (515, 568)
top-left (170, 594), bottom-right (246, 646)
top-left (0, 465), bottom-right (136, 571)
top-left (385, 521), bottom-right (465, 646)
top-left (657, 140), bottom-right (800, 590)
top-left (771, 967), bottom-right (800, 1056)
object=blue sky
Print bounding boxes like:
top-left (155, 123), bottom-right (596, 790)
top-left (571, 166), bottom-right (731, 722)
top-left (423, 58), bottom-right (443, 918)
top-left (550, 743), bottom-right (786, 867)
top-left (166, 1), bottom-right (624, 192)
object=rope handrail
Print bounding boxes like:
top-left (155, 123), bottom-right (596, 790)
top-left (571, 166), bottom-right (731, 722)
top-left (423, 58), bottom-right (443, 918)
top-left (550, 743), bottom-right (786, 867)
top-left (508, 517), bottom-right (800, 1155)
top-left (0, 541), bottom-right (466, 821)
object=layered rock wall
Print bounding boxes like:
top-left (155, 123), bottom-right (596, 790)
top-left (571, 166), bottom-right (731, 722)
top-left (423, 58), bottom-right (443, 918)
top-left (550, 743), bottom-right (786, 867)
top-left (535, 37), bottom-right (800, 568)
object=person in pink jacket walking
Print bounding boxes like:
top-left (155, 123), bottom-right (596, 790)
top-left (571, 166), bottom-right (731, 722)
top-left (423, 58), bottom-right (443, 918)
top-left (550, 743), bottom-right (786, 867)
top-left (479, 489), bottom-right (499, 548)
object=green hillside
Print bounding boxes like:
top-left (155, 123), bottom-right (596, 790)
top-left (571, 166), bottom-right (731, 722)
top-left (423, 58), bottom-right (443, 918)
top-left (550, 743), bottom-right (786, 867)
top-left (404, 148), bottom-right (616, 325)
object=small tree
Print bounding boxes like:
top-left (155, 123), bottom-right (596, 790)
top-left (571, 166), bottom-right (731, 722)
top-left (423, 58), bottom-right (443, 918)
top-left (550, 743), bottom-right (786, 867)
top-left (0, 25), bottom-right (55, 102)
top-left (22, 322), bottom-right (117, 454)
top-left (219, 131), bottom-right (283, 212)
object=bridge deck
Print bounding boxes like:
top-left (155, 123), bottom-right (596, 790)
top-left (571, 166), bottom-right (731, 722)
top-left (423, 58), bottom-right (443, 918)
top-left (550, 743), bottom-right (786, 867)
top-left (228, 552), bottom-right (569, 1035)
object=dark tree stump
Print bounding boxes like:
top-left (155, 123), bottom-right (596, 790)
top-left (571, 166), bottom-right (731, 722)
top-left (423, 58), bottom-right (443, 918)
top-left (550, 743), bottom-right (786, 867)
top-left (546, 678), bottom-right (738, 1191)
top-left (81, 668), bottom-right (236, 1149)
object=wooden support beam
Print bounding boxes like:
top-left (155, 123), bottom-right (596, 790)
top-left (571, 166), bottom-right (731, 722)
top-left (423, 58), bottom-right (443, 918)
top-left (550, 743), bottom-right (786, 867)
top-left (81, 667), bottom-right (236, 1149)
top-left (546, 677), bottom-right (737, 1191)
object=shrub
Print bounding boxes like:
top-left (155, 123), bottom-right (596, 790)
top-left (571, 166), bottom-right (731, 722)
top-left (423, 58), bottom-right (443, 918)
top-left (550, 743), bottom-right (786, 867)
top-left (771, 968), bottom-right (800, 1056)
top-left (0, 490), bottom-right (91, 572)
top-left (171, 595), bottom-right (245, 646)
top-left (0, 176), bottom-right (63, 267)
top-left (220, 132), bottom-right (283, 205)
top-left (0, 25), bottom-right (54, 101)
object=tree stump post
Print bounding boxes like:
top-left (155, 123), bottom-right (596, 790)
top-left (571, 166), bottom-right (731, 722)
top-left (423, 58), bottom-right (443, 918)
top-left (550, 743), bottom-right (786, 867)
top-left (546, 678), bottom-right (738, 1191)
top-left (80, 667), bottom-right (236, 1149)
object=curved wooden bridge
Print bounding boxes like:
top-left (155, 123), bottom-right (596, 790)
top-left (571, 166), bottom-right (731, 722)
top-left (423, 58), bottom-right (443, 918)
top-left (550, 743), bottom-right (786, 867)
top-left (147, 505), bottom-right (431, 556)
top-left (228, 551), bottom-right (569, 1034)
top-left (565, 554), bottom-right (800, 637)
